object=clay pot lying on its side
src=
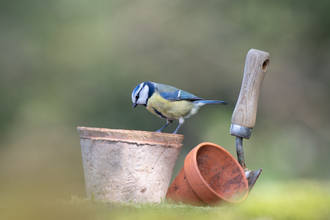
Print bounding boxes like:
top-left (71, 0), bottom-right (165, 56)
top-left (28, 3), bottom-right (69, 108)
top-left (166, 142), bottom-right (249, 206)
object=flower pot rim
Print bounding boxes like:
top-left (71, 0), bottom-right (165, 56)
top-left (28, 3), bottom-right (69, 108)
top-left (184, 142), bottom-right (249, 204)
top-left (77, 126), bottom-right (184, 138)
top-left (77, 126), bottom-right (184, 147)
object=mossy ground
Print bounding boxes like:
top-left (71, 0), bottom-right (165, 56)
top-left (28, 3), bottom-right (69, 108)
top-left (1, 180), bottom-right (329, 220)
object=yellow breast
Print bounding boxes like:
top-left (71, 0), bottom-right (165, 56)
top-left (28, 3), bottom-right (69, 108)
top-left (146, 93), bottom-right (194, 120)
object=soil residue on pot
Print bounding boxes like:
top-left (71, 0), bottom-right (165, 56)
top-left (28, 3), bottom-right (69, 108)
top-left (197, 145), bottom-right (248, 201)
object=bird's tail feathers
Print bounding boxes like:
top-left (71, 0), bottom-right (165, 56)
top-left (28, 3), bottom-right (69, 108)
top-left (196, 100), bottom-right (229, 105)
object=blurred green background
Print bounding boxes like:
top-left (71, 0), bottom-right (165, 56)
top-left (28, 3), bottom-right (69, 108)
top-left (1, 0), bottom-right (330, 206)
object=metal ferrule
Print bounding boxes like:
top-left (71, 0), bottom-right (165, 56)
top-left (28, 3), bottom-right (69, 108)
top-left (230, 124), bottom-right (252, 139)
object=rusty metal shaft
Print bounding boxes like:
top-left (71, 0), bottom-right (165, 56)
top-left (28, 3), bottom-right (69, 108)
top-left (235, 136), bottom-right (262, 192)
top-left (235, 137), bottom-right (246, 170)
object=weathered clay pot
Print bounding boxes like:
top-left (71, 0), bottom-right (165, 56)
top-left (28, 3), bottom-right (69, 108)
top-left (78, 126), bottom-right (184, 203)
top-left (166, 142), bottom-right (249, 206)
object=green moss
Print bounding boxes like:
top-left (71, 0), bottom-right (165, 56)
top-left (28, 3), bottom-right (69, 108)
top-left (1, 180), bottom-right (330, 220)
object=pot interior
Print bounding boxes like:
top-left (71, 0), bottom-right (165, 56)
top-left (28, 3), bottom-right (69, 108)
top-left (196, 144), bottom-right (248, 201)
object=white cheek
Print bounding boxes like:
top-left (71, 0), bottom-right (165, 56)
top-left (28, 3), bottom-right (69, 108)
top-left (137, 86), bottom-right (149, 105)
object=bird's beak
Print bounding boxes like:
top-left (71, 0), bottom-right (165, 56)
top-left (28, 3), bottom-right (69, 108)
top-left (133, 103), bottom-right (138, 108)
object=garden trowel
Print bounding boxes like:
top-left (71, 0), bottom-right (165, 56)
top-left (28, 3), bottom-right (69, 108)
top-left (230, 49), bottom-right (270, 192)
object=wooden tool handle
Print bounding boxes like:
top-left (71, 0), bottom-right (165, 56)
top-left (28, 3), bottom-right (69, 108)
top-left (231, 49), bottom-right (270, 128)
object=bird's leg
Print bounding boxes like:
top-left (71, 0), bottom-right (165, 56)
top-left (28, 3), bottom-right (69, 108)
top-left (172, 118), bottom-right (185, 134)
top-left (155, 119), bottom-right (173, 133)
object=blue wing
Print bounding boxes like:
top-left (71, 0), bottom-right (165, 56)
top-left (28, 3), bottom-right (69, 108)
top-left (153, 82), bottom-right (203, 101)
top-left (160, 90), bottom-right (203, 101)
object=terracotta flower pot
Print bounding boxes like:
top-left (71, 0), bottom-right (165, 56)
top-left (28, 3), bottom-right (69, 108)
top-left (78, 126), bottom-right (184, 203)
top-left (166, 142), bottom-right (249, 206)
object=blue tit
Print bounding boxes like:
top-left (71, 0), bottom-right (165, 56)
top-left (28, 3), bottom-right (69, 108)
top-left (131, 81), bottom-right (229, 134)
